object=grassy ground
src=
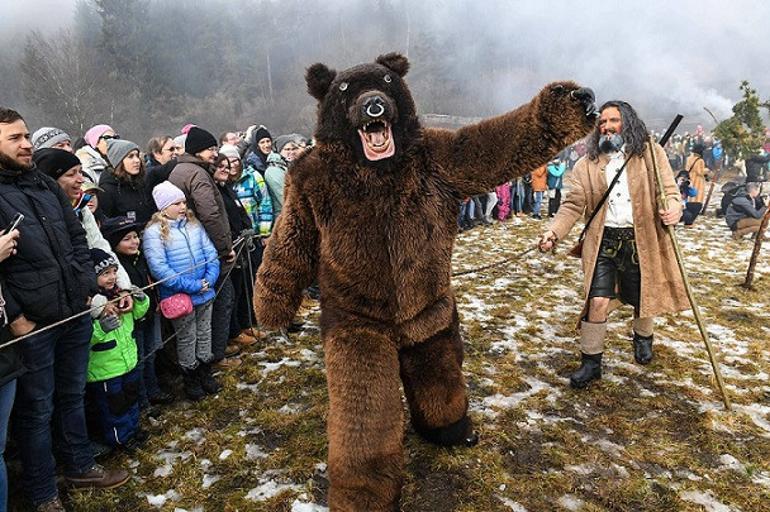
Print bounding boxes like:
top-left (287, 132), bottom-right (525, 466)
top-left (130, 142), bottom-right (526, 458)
top-left (12, 207), bottom-right (770, 512)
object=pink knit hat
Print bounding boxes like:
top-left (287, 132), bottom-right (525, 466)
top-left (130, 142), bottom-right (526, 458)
top-left (152, 181), bottom-right (186, 212)
top-left (84, 124), bottom-right (114, 148)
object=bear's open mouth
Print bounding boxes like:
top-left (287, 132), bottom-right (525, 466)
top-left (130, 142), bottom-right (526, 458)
top-left (358, 120), bottom-right (395, 161)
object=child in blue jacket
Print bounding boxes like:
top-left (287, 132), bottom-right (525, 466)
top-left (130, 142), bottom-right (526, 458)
top-left (143, 181), bottom-right (221, 401)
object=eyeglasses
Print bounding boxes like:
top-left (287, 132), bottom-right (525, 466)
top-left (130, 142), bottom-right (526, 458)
top-left (99, 134), bottom-right (120, 141)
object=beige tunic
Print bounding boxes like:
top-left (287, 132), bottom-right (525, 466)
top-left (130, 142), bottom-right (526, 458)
top-left (685, 154), bottom-right (708, 203)
top-left (549, 142), bottom-right (690, 320)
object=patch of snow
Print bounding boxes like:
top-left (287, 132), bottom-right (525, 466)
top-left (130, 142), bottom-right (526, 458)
top-left (557, 494), bottom-right (585, 511)
top-left (498, 495), bottom-right (528, 511)
top-left (260, 357), bottom-right (302, 375)
top-left (153, 464), bottom-right (173, 478)
top-left (202, 473), bottom-right (221, 489)
top-left (219, 449), bottom-right (233, 460)
top-left (565, 464), bottom-right (595, 475)
top-left (245, 443), bottom-right (268, 460)
top-left (680, 490), bottom-right (738, 512)
top-left (479, 377), bottom-right (562, 417)
top-left (246, 479), bottom-right (302, 501)
top-left (291, 496), bottom-right (329, 512)
top-left (183, 428), bottom-right (206, 444)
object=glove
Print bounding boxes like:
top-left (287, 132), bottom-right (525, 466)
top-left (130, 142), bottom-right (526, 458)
top-left (98, 314), bottom-right (120, 333)
top-left (91, 294), bottom-right (109, 319)
top-left (130, 285), bottom-right (147, 302)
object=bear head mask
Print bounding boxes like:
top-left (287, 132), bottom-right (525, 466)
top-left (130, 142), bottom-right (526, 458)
top-left (306, 52), bottom-right (421, 166)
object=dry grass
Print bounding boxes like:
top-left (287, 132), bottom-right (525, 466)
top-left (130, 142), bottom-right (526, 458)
top-left (11, 207), bottom-right (770, 512)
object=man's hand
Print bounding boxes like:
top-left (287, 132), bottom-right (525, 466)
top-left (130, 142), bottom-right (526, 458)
top-left (225, 249), bottom-right (236, 264)
top-left (659, 204), bottom-right (682, 226)
top-left (538, 230), bottom-right (558, 252)
top-left (0, 229), bottom-right (20, 262)
top-left (10, 314), bottom-right (36, 337)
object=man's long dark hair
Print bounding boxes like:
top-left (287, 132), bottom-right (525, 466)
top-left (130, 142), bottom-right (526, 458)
top-left (587, 100), bottom-right (648, 161)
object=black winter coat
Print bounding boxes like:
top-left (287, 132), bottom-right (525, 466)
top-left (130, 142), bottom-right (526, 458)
top-left (0, 282), bottom-right (25, 386)
top-left (0, 166), bottom-right (96, 326)
top-left (98, 170), bottom-right (154, 224)
top-left (116, 251), bottom-right (157, 321)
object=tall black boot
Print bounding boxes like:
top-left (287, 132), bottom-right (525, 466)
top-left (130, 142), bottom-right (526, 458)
top-left (182, 367), bottom-right (205, 401)
top-left (569, 353), bottom-right (602, 389)
top-left (633, 332), bottom-right (654, 365)
top-left (197, 362), bottom-right (222, 395)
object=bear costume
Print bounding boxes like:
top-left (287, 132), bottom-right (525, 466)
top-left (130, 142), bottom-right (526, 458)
top-left (254, 53), bottom-right (596, 511)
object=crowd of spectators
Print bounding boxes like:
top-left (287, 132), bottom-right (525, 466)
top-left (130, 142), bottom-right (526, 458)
top-left (1, 106), bottom-right (769, 511)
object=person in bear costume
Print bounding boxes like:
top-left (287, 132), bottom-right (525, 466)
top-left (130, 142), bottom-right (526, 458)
top-left (254, 52), bottom-right (596, 511)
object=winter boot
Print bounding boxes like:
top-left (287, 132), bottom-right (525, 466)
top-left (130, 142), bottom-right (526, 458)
top-left (570, 320), bottom-right (607, 389)
top-left (570, 353), bottom-right (603, 388)
top-left (632, 332), bottom-right (654, 365)
top-left (182, 367), bottom-right (205, 401)
top-left (632, 317), bottom-right (654, 365)
top-left (197, 362), bottom-right (222, 395)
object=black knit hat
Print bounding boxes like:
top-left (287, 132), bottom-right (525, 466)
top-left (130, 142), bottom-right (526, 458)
top-left (185, 127), bottom-right (218, 156)
top-left (252, 126), bottom-right (272, 146)
top-left (100, 216), bottom-right (143, 248)
top-left (32, 148), bottom-right (81, 179)
top-left (90, 248), bottom-right (118, 276)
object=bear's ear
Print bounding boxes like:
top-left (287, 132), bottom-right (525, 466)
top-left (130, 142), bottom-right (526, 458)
top-left (306, 63), bottom-right (337, 101)
top-left (375, 52), bottom-right (409, 77)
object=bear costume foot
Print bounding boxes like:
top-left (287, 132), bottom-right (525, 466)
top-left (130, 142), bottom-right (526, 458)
top-left (416, 413), bottom-right (479, 447)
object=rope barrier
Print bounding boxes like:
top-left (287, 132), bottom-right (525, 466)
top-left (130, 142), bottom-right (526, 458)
top-left (451, 246), bottom-right (536, 277)
top-left (0, 234), bottom-right (251, 352)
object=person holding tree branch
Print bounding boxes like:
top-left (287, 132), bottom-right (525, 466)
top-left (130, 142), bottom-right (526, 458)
top-left (538, 101), bottom-right (688, 389)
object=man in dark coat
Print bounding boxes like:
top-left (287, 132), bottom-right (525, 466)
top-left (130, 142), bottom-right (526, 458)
top-left (0, 108), bottom-right (129, 511)
top-left (168, 127), bottom-right (237, 369)
top-left (725, 182), bottom-right (768, 239)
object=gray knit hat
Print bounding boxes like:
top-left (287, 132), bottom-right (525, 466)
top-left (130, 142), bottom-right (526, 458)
top-left (31, 127), bottom-right (71, 150)
top-left (106, 139), bottom-right (140, 168)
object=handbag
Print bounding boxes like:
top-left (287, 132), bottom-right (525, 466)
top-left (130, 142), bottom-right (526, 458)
top-left (159, 293), bottom-right (193, 320)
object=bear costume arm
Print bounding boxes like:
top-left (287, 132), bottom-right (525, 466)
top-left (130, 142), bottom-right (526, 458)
top-left (423, 81), bottom-right (595, 198)
top-left (253, 168), bottom-right (319, 329)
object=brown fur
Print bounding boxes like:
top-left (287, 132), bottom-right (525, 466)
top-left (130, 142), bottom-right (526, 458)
top-left (254, 53), bottom-right (594, 511)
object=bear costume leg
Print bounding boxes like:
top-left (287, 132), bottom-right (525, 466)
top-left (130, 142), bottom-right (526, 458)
top-left (325, 326), bottom-right (404, 512)
top-left (399, 310), bottom-right (476, 446)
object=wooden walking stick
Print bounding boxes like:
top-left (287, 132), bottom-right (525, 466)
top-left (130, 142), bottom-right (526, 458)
top-left (648, 117), bottom-right (732, 410)
top-left (700, 165), bottom-right (723, 215)
top-left (741, 204), bottom-right (770, 290)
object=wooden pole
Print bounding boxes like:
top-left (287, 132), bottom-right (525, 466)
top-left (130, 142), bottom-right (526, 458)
top-left (741, 205), bottom-right (770, 289)
top-left (648, 128), bottom-right (732, 410)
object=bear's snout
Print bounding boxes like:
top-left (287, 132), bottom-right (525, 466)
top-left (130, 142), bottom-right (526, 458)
top-left (350, 90), bottom-right (398, 128)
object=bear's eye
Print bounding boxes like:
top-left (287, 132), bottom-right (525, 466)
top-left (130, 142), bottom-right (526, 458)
top-left (339, 82), bottom-right (348, 92)
top-left (384, 74), bottom-right (392, 83)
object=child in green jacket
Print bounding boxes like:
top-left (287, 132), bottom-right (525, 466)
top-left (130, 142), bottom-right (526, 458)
top-left (86, 248), bottom-right (149, 448)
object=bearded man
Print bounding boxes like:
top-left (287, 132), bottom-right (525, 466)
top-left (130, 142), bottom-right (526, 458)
top-left (538, 100), bottom-right (689, 389)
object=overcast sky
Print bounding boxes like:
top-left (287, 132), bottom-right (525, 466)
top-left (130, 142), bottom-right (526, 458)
top-left (2, 0), bottom-right (768, 129)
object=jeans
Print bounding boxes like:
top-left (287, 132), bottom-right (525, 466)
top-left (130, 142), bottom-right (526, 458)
top-left (172, 301), bottom-right (213, 369)
top-left (0, 379), bottom-right (16, 512)
top-left (134, 314), bottom-right (162, 406)
top-left (511, 180), bottom-right (525, 214)
top-left (211, 277), bottom-right (235, 361)
top-left (532, 191), bottom-right (544, 217)
top-left (13, 315), bottom-right (94, 506)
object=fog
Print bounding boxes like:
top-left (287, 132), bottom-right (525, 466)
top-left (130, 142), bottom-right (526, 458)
top-left (1, 0), bottom-right (768, 135)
